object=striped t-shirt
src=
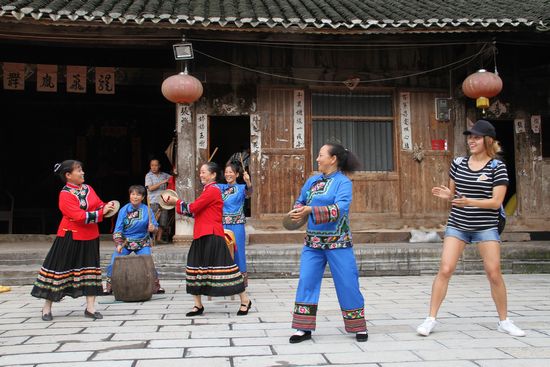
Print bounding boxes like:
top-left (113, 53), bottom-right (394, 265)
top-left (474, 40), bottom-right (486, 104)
top-left (447, 156), bottom-right (508, 231)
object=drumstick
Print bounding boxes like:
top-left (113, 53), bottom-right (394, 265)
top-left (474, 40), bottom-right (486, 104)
top-left (208, 147), bottom-right (218, 162)
top-left (147, 192), bottom-right (156, 247)
top-left (240, 154), bottom-right (245, 173)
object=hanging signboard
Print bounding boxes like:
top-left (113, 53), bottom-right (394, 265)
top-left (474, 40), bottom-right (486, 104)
top-left (3, 63), bottom-right (25, 91)
top-left (399, 92), bottom-right (413, 151)
top-left (196, 113), bottom-right (208, 150)
top-left (95, 67), bottom-right (115, 94)
top-left (67, 66), bottom-right (87, 93)
top-left (293, 90), bottom-right (305, 149)
top-left (36, 64), bottom-right (57, 92)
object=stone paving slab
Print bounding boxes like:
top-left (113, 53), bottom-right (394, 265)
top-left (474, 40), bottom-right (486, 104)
top-left (1, 274), bottom-right (549, 366)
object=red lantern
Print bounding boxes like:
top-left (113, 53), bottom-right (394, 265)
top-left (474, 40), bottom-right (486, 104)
top-left (462, 69), bottom-right (503, 109)
top-left (161, 72), bottom-right (203, 104)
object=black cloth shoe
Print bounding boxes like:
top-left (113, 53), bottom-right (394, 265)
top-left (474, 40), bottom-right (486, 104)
top-left (237, 300), bottom-right (252, 316)
top-left (356, 332), bottom-right (369, 342)
top-left (84, 309), bottom-right (103, 319)
top-left (155, 288), bottom-right (165, 294)
top-left (289, 331), bottom-right (312, 343)
top-left (41, 312), bottom-right (53, 321)
top-left (186, 306), bottom-right (204, 317)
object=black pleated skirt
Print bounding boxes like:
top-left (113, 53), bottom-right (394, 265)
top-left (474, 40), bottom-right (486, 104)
top-left (186, 234), bottom-right (245, 297)
top-left (31, 231), bottom-right (103, 302)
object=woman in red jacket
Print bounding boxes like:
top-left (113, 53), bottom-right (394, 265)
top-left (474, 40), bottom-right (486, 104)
top-left (31, 160), bottom-right (115, 321)
top-left (162, 162), bottom-right (251, 317)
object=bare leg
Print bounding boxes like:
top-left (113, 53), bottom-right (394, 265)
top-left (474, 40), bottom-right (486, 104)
top-left (238, 291), bottom-right (250, 311)
top-left (193, 294), bottom-right (203, 308)
top-left (428, 236), bottom-right (466, 317)
top-left (42, 300), bottom-right (53, 314)
top-left (156, 227), bottom-right (163, 242)
top-left (478, 241), bottom-right (508, 320)
top-left (85, 296), bottom-right (96, 313)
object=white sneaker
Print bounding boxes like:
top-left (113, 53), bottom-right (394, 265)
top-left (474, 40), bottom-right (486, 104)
top-left (498, 319), bottom-right (526, 337)
top-left (416, 317), bottom-right (437, 336)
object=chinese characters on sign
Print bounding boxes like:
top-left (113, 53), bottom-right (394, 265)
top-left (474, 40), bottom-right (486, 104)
top-left (250, 114), bottom-right (261, 155)
top-left (177, 104), bottom-right (192, 134)
top-left (95, 67), bottom-right (115, 94)
top-left (2, 63), bottom-right (116, 94)
top-left (196, 113), bottom-right (208, 150)
top-left (67, 66), bottom-right (87, 93)
top-left (531, 115), bottom-right (541, 134)
top-left (399, 92), bottom-right (413, 151)
top-left (514, 118), bottom-right (526, 134)
top-left (36, 64), bottom-right (57, 92)
top-left (3, 63), bottom-right (25, 90)
top-left (293, 90), bottom-right (305, 148)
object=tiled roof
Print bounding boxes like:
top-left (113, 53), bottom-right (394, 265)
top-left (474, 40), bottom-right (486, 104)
top-left (0, 0), bottom-right (548, 31)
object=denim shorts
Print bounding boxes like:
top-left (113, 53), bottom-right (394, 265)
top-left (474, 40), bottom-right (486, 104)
top-left (444, 226), bottom-right (501, 244)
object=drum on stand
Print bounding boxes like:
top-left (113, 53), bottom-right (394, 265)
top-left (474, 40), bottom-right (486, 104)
top-left (111, 255), bottom-right (156, 302)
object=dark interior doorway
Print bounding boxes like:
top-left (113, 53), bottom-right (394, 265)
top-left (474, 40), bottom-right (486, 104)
top-left (491, 120), bottom-right (516, 207)
top-left (209, 116), bottom-right (251, 217)
top-left (0, 90), bottom-right (174, 234)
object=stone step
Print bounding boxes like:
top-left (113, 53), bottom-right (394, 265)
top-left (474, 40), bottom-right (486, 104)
top-left (0, 231), bottom-right (537, 248)
top-left (2, 241), bottom-right (549, 286)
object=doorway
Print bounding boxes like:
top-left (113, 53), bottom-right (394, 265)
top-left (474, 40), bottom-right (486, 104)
top-left (209, 116), bottom-right (251, 217)
top-left (491, 120), bottom-right (516, 207)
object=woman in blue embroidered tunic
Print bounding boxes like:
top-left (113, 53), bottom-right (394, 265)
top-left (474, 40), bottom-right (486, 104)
top-left (289, 143), bottom-right (368, 343)
top-left (217, 162), bottom-right (252, 286)
top-left (416, 120), bottom-right (525, 338)
top-left (104, 185), bottom-right (165, 295)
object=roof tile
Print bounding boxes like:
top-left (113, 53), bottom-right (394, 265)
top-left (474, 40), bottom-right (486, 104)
top-left (0, 0), bottom-right (548, 31)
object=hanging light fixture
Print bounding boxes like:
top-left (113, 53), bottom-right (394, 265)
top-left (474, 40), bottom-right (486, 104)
top-left (161, 37), bottom-right (203, 104)
top-left (462, 69), bottom-right (503, 110)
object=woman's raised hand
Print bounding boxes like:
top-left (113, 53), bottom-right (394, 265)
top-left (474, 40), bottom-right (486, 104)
top-left (243, 171), bottom-right (251, 185)
top-left (431, 185), bottom-right (452, 201)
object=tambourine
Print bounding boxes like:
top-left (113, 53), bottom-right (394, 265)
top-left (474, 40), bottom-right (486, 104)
top-left (282, 209), bottom-right (307, 230)
top-left (103, 200), bottom-right (120, 218)
top-left (159, 189), bottom-right (179, 210)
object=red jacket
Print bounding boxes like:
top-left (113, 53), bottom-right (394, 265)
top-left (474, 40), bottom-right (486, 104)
top-left (56, 183), bottom-right (106, 240)
top-left (176, 182), bottom-right (224, 239)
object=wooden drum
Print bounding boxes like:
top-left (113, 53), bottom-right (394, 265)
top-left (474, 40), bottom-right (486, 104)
top-left (111, 255), bottom-right (155, 302)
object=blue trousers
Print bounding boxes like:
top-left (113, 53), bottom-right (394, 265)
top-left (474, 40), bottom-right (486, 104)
top-left (106, 246), bottom-right (153, 278)
top-left (224, 223), bottom-right (247, 286)
top-left (292, 246), bottom-right (367, 333)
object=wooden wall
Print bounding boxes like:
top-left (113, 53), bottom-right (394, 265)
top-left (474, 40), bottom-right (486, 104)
top-left (252, 87), bottom-right (453, 229)
top-left (254, 88), bottom-right (309, 220)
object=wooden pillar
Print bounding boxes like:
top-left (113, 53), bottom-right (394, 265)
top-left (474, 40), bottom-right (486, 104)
top-left (174, 103), bottom-right (195, 243)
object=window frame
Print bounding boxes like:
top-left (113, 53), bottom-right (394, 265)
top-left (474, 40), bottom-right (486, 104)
top-left (309, 87), bottom-right (397, 174)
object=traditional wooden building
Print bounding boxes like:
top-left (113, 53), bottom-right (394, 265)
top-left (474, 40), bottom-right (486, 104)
top-left (0, 1), bottom-right (549, 239)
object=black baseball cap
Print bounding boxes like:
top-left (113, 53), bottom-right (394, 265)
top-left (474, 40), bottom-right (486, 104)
top-left (463, 119), bottom-right (496, 138)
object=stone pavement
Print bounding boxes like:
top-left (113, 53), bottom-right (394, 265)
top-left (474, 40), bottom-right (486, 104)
top-left (1, 274), bottom-right (550, 366)
top-left (2, 240), bottom-right (550, 285)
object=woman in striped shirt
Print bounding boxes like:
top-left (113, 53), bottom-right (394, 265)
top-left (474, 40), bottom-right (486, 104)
top-left (416, 120), bottom-right (525, 337)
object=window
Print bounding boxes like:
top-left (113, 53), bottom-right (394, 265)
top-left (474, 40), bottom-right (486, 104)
top-left (311, 91), bottom-right (394, 171)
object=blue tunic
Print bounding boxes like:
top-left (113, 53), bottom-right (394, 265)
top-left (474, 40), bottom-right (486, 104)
top-left (113, 203), bottom-right (159, 250)
top-left (106, 202), bottom-right (159, 279)
top-left (294, 171), bottom-right (353, 250)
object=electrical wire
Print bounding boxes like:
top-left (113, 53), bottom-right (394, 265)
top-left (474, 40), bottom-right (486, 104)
top-left (193, 43), bottom-right (490, 84)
